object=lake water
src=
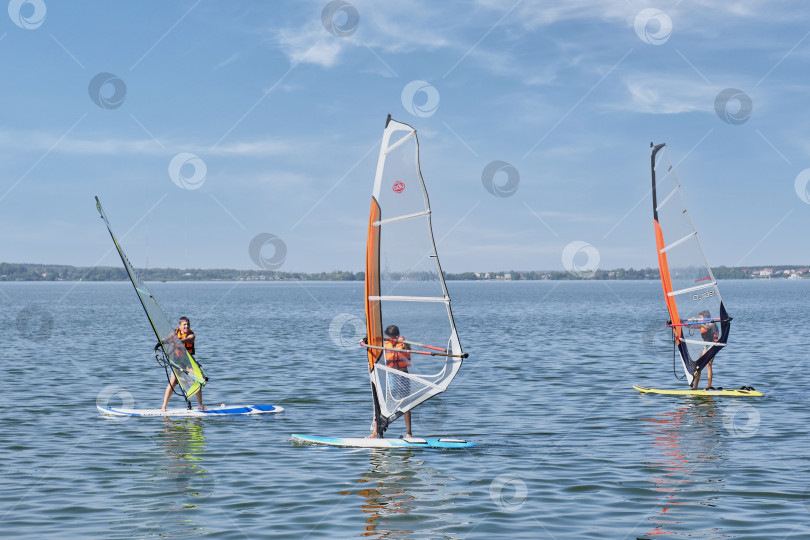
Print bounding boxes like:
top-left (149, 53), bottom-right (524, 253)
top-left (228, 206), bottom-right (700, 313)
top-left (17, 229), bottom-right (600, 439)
top-left (1, 279), bottom-right (808, 539)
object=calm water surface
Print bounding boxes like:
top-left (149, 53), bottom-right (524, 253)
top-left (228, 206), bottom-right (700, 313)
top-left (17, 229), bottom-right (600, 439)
top-left (1, 280), bottom-right (808, 539)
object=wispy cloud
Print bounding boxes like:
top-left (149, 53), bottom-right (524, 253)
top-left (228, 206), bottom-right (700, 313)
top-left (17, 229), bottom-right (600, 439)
top-left (0, 130), bottom-right (293, 157)
top-left (613, 75), bottom-right (714, 115)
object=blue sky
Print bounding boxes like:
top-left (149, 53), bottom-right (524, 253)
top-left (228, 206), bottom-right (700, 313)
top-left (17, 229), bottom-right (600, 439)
top-left (1, 0), bottom-right (809, 273)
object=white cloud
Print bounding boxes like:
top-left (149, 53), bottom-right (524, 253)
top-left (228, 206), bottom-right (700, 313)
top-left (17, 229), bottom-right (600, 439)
top-left (272, 1), bottom-right (458, 68)
top-left (276, 25), bottom-right (345, 67)
top-left (0, 129), bottom-right (294, 157)
top-left (614, 75), bottom-right (714, 115)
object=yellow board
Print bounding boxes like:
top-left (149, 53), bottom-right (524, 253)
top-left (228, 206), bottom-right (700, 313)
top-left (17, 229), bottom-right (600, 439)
top-left (633, 384), bottom-right (763, 397)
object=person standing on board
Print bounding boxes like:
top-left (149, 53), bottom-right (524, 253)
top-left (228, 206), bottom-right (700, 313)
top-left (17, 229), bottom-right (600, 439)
top-left (367, 325), bottom-right (413, 438)
top-left (160, 316), bottom-right (206, 412)
top-left (692, 310), bottom-right (719, 390)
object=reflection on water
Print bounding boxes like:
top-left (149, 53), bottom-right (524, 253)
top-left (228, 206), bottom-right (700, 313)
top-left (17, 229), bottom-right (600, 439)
top-left (641, 401), bottom-right (727, 539)
top-left (340, 451), bottom-right (470, 538)
top-left (152, 418), bottom-right (210, 537)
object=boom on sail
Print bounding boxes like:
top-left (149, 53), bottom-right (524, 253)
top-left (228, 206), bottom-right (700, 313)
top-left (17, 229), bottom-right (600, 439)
top-left (364, 115), bottom-right (467, 436)
top-left (650, 144), bottom-right (731, 388)
top-left (95, 197), bottom-right (206, 408)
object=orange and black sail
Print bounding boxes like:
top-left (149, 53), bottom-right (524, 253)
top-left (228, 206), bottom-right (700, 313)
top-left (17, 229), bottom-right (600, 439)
top-left (650, 143), bottom-right (731, 388)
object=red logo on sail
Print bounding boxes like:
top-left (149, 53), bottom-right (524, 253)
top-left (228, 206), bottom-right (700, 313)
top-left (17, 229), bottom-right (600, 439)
top-left (392, 181), bottom-right (405, 193)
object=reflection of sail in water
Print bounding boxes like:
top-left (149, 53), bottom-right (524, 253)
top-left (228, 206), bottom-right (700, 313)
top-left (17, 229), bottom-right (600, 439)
top-left (153, 418), bottom-right (211, 535)
top-left (641, 403), bottom-right (727, 537)
top-left (340, 451), bottom-right (468, 538)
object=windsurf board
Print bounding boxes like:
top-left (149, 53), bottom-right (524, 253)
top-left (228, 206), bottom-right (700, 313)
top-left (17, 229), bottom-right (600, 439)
top-left (98, 404), bottom-right (283, 417)
top-left (291, 434), bottom-right (474, 448)
top-left (633, 385), bottom-right (762, 397)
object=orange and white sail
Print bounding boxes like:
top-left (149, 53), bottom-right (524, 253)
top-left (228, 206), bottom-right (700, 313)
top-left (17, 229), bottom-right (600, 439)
top-left (364, 115), bottom-right (466, 435)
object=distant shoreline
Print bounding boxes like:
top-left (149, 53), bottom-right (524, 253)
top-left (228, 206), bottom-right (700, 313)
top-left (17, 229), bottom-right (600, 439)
top-left (1, 262), bottom-right (807, 282)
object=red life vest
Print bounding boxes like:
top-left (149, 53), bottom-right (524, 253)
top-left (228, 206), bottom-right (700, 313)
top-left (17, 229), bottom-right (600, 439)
top-left (175, 328), bottom-right (195, 356)
top-left (384, 338), bottom-right (411, 370)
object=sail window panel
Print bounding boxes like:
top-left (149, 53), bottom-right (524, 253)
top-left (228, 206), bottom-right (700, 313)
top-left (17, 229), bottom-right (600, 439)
top-left (379, 215), bottom-right (445, 299)
top-left (653, 158), bottom-right (678, 207)
top-left (682, 339), bottom-right (723, 367)
top-left (663, 233), bottom-right (724, 326)
top-left (373, 364), bottom-right (444, 418)
top-left (655, 196), bottom-right (695, 249)
top-left (675, 288), bottom-right (723, 329)
top-left (378, 298), bottom-right (459, 407)
top-left (380, 294), bottom-right (452, 351)
top-left (663, 236), bottom-right (715, 286)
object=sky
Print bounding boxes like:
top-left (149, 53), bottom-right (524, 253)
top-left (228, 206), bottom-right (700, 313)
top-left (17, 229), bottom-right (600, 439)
top-left (1, 0), bottom-right (810, 273)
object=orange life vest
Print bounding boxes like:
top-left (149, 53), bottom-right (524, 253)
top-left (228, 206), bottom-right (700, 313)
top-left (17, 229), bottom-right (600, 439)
top-left (175, 328), bottom-right (195, 356)
top-left (384, 338), bottom-right (411, 370)
top-left (701, 323), bottom-right (719, 342)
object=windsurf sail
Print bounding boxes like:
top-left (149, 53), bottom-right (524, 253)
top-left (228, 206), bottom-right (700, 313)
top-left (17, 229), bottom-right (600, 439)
top-left (363, 115), bottom-right (467, 436)
top-left (650, 143), bottom-right (731, 388)
top-left (95, 196), bottom-right (206, 406)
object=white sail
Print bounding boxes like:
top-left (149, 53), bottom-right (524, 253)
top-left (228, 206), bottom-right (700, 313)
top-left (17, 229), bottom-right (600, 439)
top-left (364, 116), bottom-right (466, 434)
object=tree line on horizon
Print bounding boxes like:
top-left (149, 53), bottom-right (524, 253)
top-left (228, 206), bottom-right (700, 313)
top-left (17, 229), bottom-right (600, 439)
top-left (0, 262), bottom-right (806, 282)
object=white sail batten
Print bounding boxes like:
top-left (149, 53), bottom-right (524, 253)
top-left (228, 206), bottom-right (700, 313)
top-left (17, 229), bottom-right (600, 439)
top-left (368, 295), bottom-right (449, 303)
top-left (667, 281), bottom-right (717, 297)
top-left (385, 130), bottom-right (416, 154)
top-left (373, 209), bottom-right (431, 226)
top-left (682, 339), bottom-right (726, 347)
top-left (655, 186), bottom-right (679, 212)
top-left (660, 231), bottom-right (697, 253)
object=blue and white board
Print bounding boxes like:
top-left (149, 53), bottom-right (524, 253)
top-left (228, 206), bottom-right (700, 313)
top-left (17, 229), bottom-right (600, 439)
top-left (291, 434), bottom-right (475, 449)
top-left (98, 404), bottom-right (283, 417)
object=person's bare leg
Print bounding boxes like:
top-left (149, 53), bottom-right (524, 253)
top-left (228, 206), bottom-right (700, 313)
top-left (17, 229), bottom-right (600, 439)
top-left (161, 376), bottom-right (177, 412)
top-left (404, 411), bottom-right (412, 438)
top-left (692, 369), bottom-right (701, 390)
top-left (705, 360), bottom-right (713, 389)
top-left (366, 420), bottom-right (379, 438)
top-left (196, 390), bottom-right (206, 410)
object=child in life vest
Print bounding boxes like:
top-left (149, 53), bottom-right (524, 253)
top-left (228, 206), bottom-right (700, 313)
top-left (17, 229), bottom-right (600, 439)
top-left (367, 325), bottom-right (413, 439)
top-left (160, 316), bottom-right (206, 411)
